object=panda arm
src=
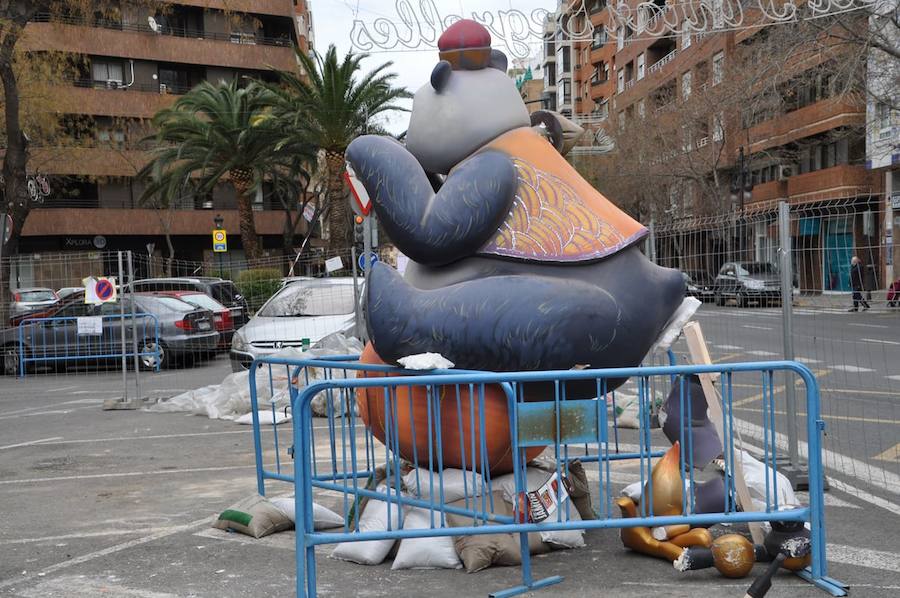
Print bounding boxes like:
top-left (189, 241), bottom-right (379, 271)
top-left (346, 135), bottom-right (517, 266)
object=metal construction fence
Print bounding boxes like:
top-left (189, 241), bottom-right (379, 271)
top-left (248, 354), bottom-right (844, 597)
top-left (651, 198), bottom-right (899, 513)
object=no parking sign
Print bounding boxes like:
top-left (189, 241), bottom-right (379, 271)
top-left (83, 276), bottom-right (117, 304)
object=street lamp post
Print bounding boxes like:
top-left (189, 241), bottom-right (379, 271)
top-left (213, 214), bottom-right (224, 276)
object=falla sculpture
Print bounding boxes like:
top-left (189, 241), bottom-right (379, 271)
top-left (351, 19), bottom-right (685, 474)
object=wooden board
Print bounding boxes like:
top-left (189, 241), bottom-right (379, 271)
top-left (683, 321), bottom-right (765, 544)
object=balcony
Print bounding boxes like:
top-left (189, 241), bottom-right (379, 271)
top-left (52, 81), bottom-right (180, 118)
top-left (22, 208), bottom-right (287, 237)
top-left (747, 99), bottom-right (865, 153)
top-left (648, 49), bottom-right (677, 75)
top-left (24, 16), bottom-right (296, 71)
top-left (787, 164), bottom-right (879, 202)
top-left (29, 147), bottom-right (149, 178)
top-left (173, 0), bottom-right (295, 18)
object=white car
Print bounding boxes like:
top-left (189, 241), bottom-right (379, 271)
top-left (230, 277), bottom-right (361, 371)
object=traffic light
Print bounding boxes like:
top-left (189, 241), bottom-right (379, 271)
top-left (354, 215), bottom-right (365, 246)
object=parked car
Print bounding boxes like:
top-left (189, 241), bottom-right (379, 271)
top-left (1, 294), bottom-right (218, 375)
top-left (682, 270), bottom-right (715, 302)
top-left (149, 290), bottom-right (234, 349)
top-left (230, 278), bottom-right (359, 371)
top-left (8, 288), bottom-right (85, 327)
top-left (713, 262), bottom-right (782, 307)
top-left (56, 287), bottom-right (83, 300)
top-left (9, 288), bottom-right (59, 322)
top-left (130, 277), bottom-right (249, 329)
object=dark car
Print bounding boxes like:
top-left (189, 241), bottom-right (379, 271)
top-left (2, 293), bottom-right (218, 375)
top-left (130, 277), bottom-right (249, 329)
top-left (682, 270), bottom-right (715, 302)
top-left (150, 290), bottom-right (234, 350)
top-left (713, 262), bottom-right (782, 307)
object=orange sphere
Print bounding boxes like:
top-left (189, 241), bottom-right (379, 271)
top-left (710, 534), bottom-right (756, 578)
top-left (356, 343), bottom-right (543, 474)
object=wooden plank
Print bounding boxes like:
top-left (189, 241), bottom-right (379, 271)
top-left (683, 321), bottom-right (765, 544)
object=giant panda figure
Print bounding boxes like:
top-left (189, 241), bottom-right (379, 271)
top-left (347, 19), bottom-right (684, 393)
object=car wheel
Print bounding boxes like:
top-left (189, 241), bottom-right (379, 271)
top-left (736, 293), bottom-right (746, 308)
top-left (2, 344), bottom-right (21, 376)
top-left (139, 339), bottom-right (168, 370)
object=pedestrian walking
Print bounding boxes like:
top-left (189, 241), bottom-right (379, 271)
top-left (848, 256), bottom-right (870, 312)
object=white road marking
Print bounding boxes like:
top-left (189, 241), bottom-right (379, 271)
top-left (887, 375), bottom-right (900, 381)
top-left (714, 345), bottom-right (743, 350)
top-left (33, 430), bottom-right (251, 446)
top-left (17, 576), bottom-right (179, 598)
top-left (797, 357), bottom-right (823, 364)
top-left (742, 325), bottom-right (774, 331)
top-left (831, 365), bottom-right (877, 373)
top-left (47, 385), bottom-right (79, 392)
top-left (0, 464), bottom-right (256, 486)
top-left (0, 527), bottom-right (180, 546)
top-left (827, 543), bottom-right (900, 574)
top-left (849, 323), bottom-right (889, 329)
top-left (0, 437), bottom-right (64, 451)
top-left (860, 337), bottom-right (900, 346)
top-left (745, 350), bottom-right (779, 356)
top-left (0, 516), bottom-right (215, 591)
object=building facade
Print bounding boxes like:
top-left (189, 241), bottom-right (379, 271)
top-left (13, 0), bottom-right (313, 275)
top-left (543, 1), bottom-right (888, 293)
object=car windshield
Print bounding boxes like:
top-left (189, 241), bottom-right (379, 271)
top-left (258, 284), bottom-right (355, 317)
top-left (18, 290), bottom-right (55, 302)
top-left (737, 263), bottom-right (777, 276)
top-left (178, 293), bottom-right (224, 311)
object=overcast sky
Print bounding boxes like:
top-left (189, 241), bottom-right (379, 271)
top-left (311, 0), bottom-right (556, 133)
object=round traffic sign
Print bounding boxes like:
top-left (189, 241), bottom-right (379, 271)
top-left (95, 279), bottom-right (114, 301)
top-left (213, 230), bottom-right (226, 242)
top-left (357, 252), bottom-right (379, 271)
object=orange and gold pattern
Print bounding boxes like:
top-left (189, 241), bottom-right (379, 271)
top-left (477, 128), bottom-right (647, 263)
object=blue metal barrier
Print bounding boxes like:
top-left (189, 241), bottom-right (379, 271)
top-left (248, 357), bottom-right (845, 598)
top-left (17, 313), bottom-right (161, 376)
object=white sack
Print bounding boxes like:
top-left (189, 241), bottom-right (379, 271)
top-left (391, 508), bottom-right (462, 570)
top-left (269, 496), bottom-right (344, 530)
top-left (331, 488), bottom-right (402, 565)
top-left (398, 352), bottom-right (454, 370)
top-left (493, 468), bottom-right (585, 548)
top-left (403, 467), bottom-right (485, 503)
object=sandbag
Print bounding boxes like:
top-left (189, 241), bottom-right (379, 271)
top-left (403, 466), bottom-right (485, 503)
top-left (445, 491), bottom-right (550, 573)
top-left (212, 495), bottom-right (293, 539)
top-left (331, 487), bottom-right (402, 565)
top-left (269, 496), bottom-right (344, 530)
top-left (391, 507), bottom-right (462, 570)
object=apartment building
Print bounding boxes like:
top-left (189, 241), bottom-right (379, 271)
top-left (544, 0), bottom-right (887, 292)
top-left (14, 0), bottom-right (313, 272)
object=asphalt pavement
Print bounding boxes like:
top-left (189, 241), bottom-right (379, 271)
top-left (1, 308), bottom-right (899, 597)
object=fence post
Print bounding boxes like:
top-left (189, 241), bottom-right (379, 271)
top-left (127, 251), bottom-right (142, 401)
top-left (351, 246), bottom-right (362, 340)
top-left (778, 201), bottom-right (807, 489)
top-left (118, 251), bottom-right (129, 401)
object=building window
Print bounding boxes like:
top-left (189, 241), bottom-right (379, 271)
top-left (637, 53), bottom-right (645, 80)
top-left (561, 79), bottom-right (572, 104)
top-left (682, 71), bottom-right (692, 100)
top-left (92, 59), bottom-right (124, 85)
top-left (713, 114), bottom-right (724, 141)
top-left (712, 52), bottom-right (724, 85)
top-left (617, 69), bottom-right (624, 93)
top-left (876, 102), bottom-right (891, 130)
top-left (682, 24), bottom-right (691, 49)
top-left (593, 26), bottom-right (607, 48)
top-left (617, 27), bottom-right (624, 51)
top-left (557, 44), bottom-right (571, 73)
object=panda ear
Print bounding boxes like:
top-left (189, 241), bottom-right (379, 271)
top-left (489, 49), bottom-right (508, 72)
top-left (430, 60), bottom-right (452, 92)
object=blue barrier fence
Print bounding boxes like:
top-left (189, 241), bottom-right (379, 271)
top-left (248, 356), bottom-right (844, 598)
top-left (16, 313), bottom-right (161, 376)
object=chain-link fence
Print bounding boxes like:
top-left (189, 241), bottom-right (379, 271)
top-left (652, 197), bottom-right (899, 510)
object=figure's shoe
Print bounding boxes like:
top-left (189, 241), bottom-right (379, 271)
top-left (847, 308), bottom-right (858, 312)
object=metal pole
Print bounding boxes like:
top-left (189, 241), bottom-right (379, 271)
top-left (127, 251), bottom-right (141, 401)
top-left (350, 246), bottom-right (362, 340)
top-left (362, 215), bottom-right (372, 281)
top-left (647, 217), bottom-right (657, 263)
top-left (778, 201), bottom-right (806, 489)
top-left (118, 251), bottom-right (128, 401)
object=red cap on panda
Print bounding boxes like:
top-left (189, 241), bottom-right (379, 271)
top-left (437, 19), bottom-right (492, 70)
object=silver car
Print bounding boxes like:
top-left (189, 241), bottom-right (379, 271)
top-left (230, 278), bottom-right (360, 371)
top-left (10, 287), bottom-right (59, 320)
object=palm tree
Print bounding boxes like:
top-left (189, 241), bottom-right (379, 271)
top-left (264, 46), bottom-right (410, 251)
top-left (139, 79), bottom-right (313, 261)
